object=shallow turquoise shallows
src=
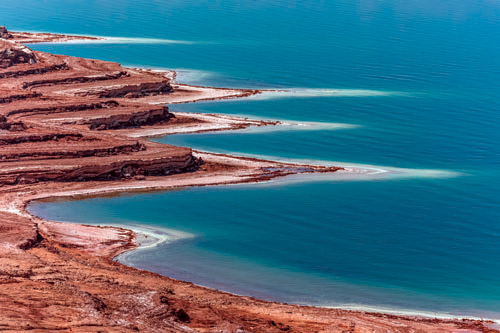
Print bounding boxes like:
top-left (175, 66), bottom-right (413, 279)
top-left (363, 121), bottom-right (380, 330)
top-left (8, 0), bottom-right (500, 319)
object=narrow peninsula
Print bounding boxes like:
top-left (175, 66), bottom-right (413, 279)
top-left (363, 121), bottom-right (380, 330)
top-left (0, 27), bottom-right (496, 332)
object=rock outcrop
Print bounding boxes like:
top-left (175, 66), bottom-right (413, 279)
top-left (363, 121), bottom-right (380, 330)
top-left (0, 26), bottom-right (13, 39)
top-left (86, 106), bottom-right (174, 130)
top-left (0, 40), bottom-right (37, 68)
top-left (92, 80), bottom-right (174, 98)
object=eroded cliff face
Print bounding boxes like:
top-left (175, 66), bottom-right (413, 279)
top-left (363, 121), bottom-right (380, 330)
top-left (0, 26), bottom-right (13, 39)
top-left (0, 27), bottom-right (37, 67)
top-left (0, 39), bottom-right (37, 68)
top-left (0, 35), bottom-right (199, 185)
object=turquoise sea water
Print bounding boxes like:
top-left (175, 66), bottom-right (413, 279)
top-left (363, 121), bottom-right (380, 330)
top-left (7, 0), bottom-right (500, 319)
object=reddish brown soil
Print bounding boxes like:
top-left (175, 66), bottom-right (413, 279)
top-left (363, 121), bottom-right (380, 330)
top-left (0, 28), bottom-right (497, 332)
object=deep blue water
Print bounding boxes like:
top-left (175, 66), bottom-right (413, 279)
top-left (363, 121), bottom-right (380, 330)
top-left (7, 0), bottom-right (500, 319)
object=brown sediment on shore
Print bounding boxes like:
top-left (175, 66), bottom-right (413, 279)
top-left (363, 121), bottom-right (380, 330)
top-left (0, 27), bottom-right (497, 332)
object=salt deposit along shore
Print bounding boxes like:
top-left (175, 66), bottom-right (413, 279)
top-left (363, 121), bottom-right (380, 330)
top-left (0, 27), bottom-right (497, 332)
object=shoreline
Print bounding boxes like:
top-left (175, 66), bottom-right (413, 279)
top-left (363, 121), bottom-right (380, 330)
top-left (0, 28), bottom-right (497, 332)
top-left (32, 211), bottom-right (500, 325)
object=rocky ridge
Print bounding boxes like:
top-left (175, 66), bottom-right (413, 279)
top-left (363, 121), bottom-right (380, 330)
top-left (0, 39), bottom-right (37, 68)
top-left (0, 28), bottom-right (200, 185)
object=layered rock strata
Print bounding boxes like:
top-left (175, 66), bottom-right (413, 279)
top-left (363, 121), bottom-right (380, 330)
top-left (0, 34), bottom-right (201, 186)
top-left (0, 27), bottom-right (496, 332)
top-left (0, 39), bottom-right (37, 68)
